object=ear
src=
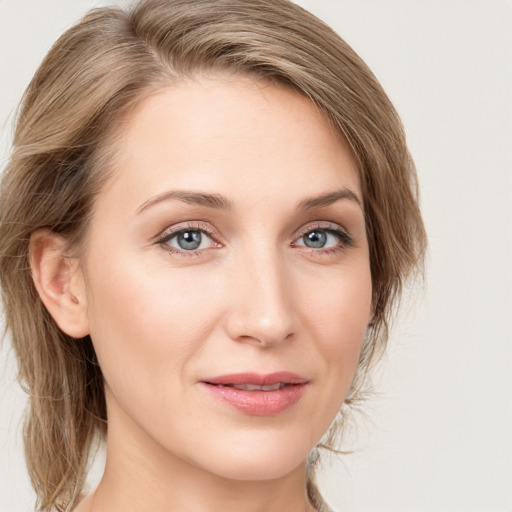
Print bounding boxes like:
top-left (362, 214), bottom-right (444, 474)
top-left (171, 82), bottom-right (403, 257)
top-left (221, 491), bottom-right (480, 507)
top-left (29, 228), bottom-right (90, 338)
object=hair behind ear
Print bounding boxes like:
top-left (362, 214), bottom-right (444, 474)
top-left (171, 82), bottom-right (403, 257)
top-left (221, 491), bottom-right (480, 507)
top-left (1, 229), bottom-right (107, 509)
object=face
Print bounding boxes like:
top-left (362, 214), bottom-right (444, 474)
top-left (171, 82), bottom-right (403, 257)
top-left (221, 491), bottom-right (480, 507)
top-left (79, 74), bottom-right (372, 482)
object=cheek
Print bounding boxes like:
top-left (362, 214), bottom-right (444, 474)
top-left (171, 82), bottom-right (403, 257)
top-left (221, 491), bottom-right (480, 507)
top-left (300, 263), bottom-right (372, 351)
top-left (83, 252), bottom-right (223, 397)
top-left (298, 264), bottom-right (372, 410)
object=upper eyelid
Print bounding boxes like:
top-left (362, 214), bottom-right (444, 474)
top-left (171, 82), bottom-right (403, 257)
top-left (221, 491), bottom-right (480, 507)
top-left (157, 221), bottom-right (218, 241)
top-left (294, 221), bottom-right (349, 237)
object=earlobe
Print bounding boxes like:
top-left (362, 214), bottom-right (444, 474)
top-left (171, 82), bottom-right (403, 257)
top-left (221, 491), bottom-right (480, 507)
top-left (29, 229), bottom-right (89, 338)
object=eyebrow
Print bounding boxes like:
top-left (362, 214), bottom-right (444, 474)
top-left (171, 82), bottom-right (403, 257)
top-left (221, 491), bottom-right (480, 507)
top-left (136, 190), bottom-right (233, 214)
top-left (136, 186), bottom-right (362, 215)
top-left (297, 188), bottom-right (363, 211)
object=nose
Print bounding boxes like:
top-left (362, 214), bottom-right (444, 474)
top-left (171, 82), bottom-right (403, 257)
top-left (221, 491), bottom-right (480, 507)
top-left (223, 250), bottom-right (296, 347)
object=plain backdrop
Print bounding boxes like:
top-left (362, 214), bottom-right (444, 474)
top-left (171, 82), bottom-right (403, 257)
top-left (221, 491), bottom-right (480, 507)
top-left (0, 1), bottom-right (511, 511)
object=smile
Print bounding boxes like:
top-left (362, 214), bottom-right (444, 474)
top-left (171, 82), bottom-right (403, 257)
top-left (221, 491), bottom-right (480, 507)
top-left (200, 372), bottom-right (309, 416)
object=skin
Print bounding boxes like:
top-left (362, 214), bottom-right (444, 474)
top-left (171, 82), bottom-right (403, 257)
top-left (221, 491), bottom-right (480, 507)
top-left (32, 74), bottom-right (373, 512)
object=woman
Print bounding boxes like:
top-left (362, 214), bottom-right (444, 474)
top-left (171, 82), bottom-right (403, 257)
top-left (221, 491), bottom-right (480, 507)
top-left (0, 0), bottom-right (426, 510)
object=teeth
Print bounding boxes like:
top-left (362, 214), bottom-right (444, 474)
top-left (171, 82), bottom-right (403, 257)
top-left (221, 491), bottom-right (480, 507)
top-left (231, 383), bottom-right (285, 391)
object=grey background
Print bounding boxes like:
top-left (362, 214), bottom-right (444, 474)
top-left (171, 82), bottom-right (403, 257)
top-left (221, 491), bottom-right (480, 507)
top-left (1, 1), bottom-right (511, 510)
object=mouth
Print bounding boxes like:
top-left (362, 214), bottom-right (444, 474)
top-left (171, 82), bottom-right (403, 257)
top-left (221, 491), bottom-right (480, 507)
top-left (213, 382), bottom-right (289, 391)
top-left (202, 371), bottom-right (308, 387)
top-left (200, 372), bottom-right (309, 416)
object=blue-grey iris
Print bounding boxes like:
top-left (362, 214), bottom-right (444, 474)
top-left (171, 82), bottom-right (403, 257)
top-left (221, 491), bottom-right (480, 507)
top-left (177, 231), bottom-right (202, 250)
top-left (303, 230), bottom-right (327, 248)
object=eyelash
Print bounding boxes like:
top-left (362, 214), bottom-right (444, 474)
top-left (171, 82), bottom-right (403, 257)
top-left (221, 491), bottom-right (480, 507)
top-left (156, 221), bottom-right (353, 258)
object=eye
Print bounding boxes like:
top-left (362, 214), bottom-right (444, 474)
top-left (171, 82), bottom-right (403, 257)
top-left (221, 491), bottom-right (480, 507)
top-left (300, 229), bottom-right (334, 249)
top-left (294, 226), bottom-right (353, 251)
top-left (160, 227), bottom-right (217, 252)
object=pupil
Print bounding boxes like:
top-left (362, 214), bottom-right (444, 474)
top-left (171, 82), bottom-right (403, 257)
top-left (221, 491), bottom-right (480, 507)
top-left (304, 230), bottom-right (327, 248)
top-left (178, 231), bottom-right (202, 250)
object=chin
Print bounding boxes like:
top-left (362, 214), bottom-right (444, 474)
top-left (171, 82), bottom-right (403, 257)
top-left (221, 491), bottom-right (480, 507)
top-left (186, 428), bottom-right (315, 482)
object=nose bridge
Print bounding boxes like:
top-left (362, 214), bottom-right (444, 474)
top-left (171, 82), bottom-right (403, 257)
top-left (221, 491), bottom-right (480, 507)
top-left (225, 241), bottom-right (295, 346)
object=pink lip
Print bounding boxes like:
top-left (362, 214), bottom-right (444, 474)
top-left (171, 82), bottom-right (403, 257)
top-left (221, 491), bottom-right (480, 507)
top-left (200, 372), bottom-right (309, 416)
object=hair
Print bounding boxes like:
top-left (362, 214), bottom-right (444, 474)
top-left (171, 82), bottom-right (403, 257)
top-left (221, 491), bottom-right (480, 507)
top-left (0, 0), bottom-right (426, 510)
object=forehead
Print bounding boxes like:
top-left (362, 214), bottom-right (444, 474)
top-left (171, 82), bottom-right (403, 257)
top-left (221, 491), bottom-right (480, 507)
top-left (96, 74), bottom-right (361, 215)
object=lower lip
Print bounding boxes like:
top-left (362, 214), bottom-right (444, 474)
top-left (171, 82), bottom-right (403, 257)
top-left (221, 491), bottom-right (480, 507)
top-left (202, 383), bottom-right (307, 416)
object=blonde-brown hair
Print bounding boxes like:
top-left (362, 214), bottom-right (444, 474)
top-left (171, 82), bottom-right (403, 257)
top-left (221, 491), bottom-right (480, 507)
top-left (0, 0), bottom-right (426, 509)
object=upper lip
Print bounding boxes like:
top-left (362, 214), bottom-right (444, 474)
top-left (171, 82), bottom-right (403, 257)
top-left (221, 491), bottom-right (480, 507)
top-left (202, 372), bottom-right (309, 386)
